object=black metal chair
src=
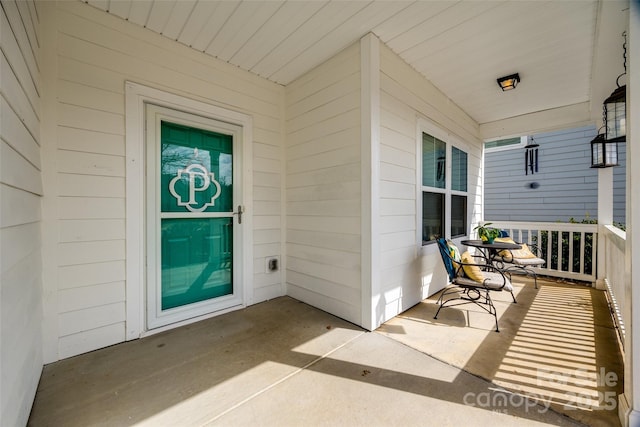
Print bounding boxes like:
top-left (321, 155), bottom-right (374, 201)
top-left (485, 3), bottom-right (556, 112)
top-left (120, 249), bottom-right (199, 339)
top-left (434, 238), bottom-right (516, 332)
top-left (492, 235), bottom-right (545, 289)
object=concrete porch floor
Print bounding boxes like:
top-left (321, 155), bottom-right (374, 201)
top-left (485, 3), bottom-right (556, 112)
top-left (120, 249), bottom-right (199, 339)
top-left (28, 277), bottom-right (621, 427)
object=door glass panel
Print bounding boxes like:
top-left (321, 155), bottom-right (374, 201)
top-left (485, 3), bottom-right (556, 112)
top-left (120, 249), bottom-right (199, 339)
top-left (160, 121), bottom-right (233, 213)
top-left (159, 121), bottom-right (234, 310)
top-left (161, 218), bottom-right (233, 310)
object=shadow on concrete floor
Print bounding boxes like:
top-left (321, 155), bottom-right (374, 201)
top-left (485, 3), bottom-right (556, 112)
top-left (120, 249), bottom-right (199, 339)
top-left (28, 293), bottom-right (589, 426)
top-left (378, 276), bottom-right (624, 427)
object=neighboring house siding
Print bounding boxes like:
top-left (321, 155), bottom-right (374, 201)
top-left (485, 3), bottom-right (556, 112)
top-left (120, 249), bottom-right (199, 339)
top-left (0, 1), bottom-right (43, 426)
top-left (285, 42), bottom-right (362, 325)
top-left (484, 125), bottom-right (626, 224)
top-left (377, 43), bottom-right (482, 324)
top-left (40, 1), bottom-right (285, 361)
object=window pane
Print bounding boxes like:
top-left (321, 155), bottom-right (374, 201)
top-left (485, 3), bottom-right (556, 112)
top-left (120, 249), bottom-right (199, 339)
top-left (451, 147), bottom-right (467, 192)
top-left (422, 133), bottom-right (446, 189)
top-left (485, 137), bottom-right (521, 150)
top-left (422, 192), bottom-right (444, 243)
top-left (451, 195), bottom-right (467, 238)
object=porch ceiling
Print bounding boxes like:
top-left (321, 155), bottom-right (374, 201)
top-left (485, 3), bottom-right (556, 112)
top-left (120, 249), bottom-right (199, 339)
top-left (85, 0), bottom-right (628, 136)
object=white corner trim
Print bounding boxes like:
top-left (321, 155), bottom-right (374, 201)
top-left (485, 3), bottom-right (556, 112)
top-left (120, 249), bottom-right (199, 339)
top-left (124, 81), bottom-right (253, 340)
top-left (360, 33), bottom-right (380, 331)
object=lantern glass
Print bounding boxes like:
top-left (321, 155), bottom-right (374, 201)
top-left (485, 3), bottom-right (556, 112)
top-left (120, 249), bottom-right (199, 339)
top-left (606, 101), bottom-right (625, 140)
top-left (604, 85), bottom-right (626, 142)
top-left (590, 134), bottom-right (618, 168)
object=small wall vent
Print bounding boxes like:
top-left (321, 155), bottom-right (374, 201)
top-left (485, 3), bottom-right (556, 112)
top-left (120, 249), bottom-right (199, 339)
top-left (266, 257), bottom-right (279, 273)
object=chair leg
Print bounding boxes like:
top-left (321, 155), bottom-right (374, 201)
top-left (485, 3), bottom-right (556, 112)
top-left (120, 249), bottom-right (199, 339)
top-left (433, 286), bottom-right (501, 332)
top-left (505, 265), bottom-right (540, 289)
top-left (433, 286), bottom-right (451, 319)
top-left (434, 303), bottom-right (443, 320)
top-left (485, 290), bottom-right (499, 332)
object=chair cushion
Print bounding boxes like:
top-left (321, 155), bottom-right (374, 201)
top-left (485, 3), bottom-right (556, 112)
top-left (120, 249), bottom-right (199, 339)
top-left (511, 257), bottom-right (545, 266)
top-left (446, 240), bottom-right (461, 262)
top-left (499, 243), bottom-right (538, 259)
top-left (460, 251), bottom-right (484, 281)
top-left (446, 240), bottom-right (462, 269)
top-left (495, 237), bottom-right (516, 244)
top-left (455, 271), bottom-right (513, 291)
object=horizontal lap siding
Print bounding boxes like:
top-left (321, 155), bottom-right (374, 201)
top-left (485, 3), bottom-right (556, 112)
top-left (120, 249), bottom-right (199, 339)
top-left (285, 43), bottom-right (362, 325)
top-left (44, 2), bottom-right (284, 360)
top-left (377, 44), bottom-right (481, 324)
top-left (484, 125), bottom-right (606, 223)
top-left (0, 1), bottom-right (42, 426)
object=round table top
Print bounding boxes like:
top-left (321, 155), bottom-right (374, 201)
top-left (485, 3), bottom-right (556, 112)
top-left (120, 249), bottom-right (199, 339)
top-left (460, 239), bottom-right (522, 250)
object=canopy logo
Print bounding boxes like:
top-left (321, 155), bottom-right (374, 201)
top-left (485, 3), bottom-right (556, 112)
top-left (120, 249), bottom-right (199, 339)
top-left (169, 163), bottom-right (221, 212)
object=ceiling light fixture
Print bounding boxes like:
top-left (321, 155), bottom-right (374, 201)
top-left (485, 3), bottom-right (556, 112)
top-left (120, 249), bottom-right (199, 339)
top-left (497, 73), bottom-right (520, 91)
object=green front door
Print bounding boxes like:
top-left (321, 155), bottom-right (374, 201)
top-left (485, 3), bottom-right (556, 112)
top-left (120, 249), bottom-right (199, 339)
top-left (160, 120), bottom-right (233, 309)
top-left (146, 105), bottom-right (243, 329)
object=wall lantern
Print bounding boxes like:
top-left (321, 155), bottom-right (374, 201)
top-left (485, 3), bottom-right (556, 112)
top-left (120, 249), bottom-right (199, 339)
top-left (590, 133), bottom-right (618, 168)
top-left (604, 85), bottom-right (626, 142)
top-left (604, 31), bottom-right (627, 143)
top-left (590, 32), bottom-right (625, 168)
top-left (497, 73), bottom-right (520, 91)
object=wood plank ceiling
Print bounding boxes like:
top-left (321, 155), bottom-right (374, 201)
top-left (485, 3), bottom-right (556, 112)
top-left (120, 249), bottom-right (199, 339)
top-left (83, 0), bottom-right (619, 129)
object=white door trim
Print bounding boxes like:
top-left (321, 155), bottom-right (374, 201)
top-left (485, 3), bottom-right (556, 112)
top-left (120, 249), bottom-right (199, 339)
top-left (145, 104), bottom-right (244, 329)
top-left (125, 82), bottom-right (253, 340)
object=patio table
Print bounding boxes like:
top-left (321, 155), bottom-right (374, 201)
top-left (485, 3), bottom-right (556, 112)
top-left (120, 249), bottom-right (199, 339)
top-left (460, 239), bottom-right (522, 266)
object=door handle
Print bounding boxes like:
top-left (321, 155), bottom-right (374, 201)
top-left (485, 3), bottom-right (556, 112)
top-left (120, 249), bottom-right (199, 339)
top-left (234, 205), bottom-right (244, 224)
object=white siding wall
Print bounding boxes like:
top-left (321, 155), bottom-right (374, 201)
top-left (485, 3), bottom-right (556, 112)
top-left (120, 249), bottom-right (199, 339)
top-left (40, 1), bottom-right (285, 361)
top-left (284, 43), bottom-right (362, 325)
top-left (376, 43), bottom-right (482, 325)
top-left (0, 0), bottom-right (43, 425)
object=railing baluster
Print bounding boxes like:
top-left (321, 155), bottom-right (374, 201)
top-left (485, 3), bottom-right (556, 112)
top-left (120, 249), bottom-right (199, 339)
top-left (591, 231), bottom-right (597, 277)
top-left (557, 231), bottom-right (563, 272)
top-left (568, 231), bottom-right (574, 273)
top-left (579, 231), bottom-right (585, 275)
top-left (547, 228), bottom-right (553, 271)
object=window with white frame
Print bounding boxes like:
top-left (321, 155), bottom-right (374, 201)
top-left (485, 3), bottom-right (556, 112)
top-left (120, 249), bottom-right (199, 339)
top-left (484, 136), bottom-right (527, 152)
top-left (421, 131), bottom-right (468, 245)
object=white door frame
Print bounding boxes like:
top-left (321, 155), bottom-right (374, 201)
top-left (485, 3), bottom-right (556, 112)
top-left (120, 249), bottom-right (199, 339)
top-left (125, 82), bottom-right (253, 339)
top-left (145, 104), bottom-right (244, 329)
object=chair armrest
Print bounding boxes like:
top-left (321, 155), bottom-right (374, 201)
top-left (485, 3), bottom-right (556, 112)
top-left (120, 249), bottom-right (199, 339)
top-left (527, 243), bottom-right (542, 257)
top-left (455, 260), bottom-right (510, 291)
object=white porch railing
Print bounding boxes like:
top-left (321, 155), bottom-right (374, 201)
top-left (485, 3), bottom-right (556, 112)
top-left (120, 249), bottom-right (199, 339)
top-left (601, 224), bottom-right (627, 344)
top-left (482, 221), bottom-right (598, 283)
top-left (485, 220), bottom-right (627, 344)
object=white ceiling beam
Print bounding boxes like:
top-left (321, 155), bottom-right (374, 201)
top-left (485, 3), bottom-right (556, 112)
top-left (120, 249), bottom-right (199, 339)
top-left (479, 102), bottom-right (593, 140)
